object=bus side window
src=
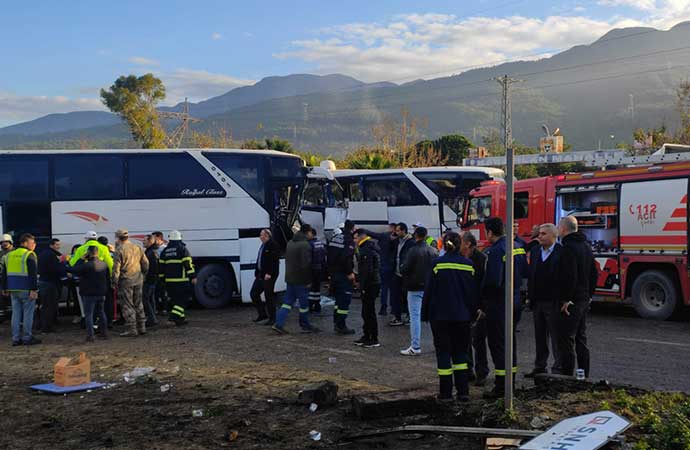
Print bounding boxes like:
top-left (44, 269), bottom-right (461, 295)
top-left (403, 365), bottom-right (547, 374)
top-left (349, 182), bottom-right (363, 201)
top-left (54, 155), bottom-right (124, 200)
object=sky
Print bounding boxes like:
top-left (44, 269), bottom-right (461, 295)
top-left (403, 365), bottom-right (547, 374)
top-left (1, 0), bottom-right (690, 127)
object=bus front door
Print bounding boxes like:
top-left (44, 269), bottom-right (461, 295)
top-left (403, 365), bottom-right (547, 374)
top-left (346, 201), bottom-right (389, 232)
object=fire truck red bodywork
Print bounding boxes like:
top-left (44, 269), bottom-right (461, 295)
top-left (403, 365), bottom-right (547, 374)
top-left (463, 162), bottom-right (690, 318)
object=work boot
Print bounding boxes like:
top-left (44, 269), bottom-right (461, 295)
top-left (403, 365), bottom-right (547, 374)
top-left (271, 325), bottom-right (288, 334)
top-left (23, 337), bottom-right (42, 346)
top-left (353, 336), bottom-right (367, 346)
top-left (300, 325), bottom-right (321, 334)
top-left (119, 330), bottom-right (138, 337)
top-left (253, 315), bottom-right (268, 323)
top-left (438, 375), bottom-right (453, 401)
top-left (378, 306), bottom-right (387, 316)
top-left (263, 320), bottom-right (275, 326)
top-left (454, 371), bottom-right (470, 398)
top-left (363, 339), bottom-right (381, 348)
top-left (86, 335), bottom-right (95, 343)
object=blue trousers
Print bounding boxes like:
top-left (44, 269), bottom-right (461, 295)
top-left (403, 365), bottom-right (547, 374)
top-left (275, 284), bottom-right (311, 329)
top-left (11, 291), bottom-right (35, 343)
top-left (331, 273), bottom-right (353, 329)
top-left (82, 295), bottom-right (107, 338)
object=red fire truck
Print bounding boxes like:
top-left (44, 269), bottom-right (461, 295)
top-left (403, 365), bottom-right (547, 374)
top-left (462, 157), bottom-right (690, 320)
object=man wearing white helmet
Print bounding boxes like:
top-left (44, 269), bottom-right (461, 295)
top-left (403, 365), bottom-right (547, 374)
top-left (0, 234), bottom-right (14, 260)
top-left (159, 230), bottom-right (196, 326)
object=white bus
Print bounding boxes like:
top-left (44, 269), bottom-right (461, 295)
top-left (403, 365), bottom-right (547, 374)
top-left (0, 149), bottom-right (306, 308)
top-left (301, 163), bottom-right (504, 241)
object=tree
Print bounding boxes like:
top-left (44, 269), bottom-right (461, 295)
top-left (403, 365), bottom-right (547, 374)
top-left (421, 134), bottom-right (474, 165)
top-left (342, 148), bottom-right (398, 169)
top-left (264, 138), bottom-right (295, 153)
top-left (677, 79), bottom-right (690, 144)
top-left (100, 73), bottom-right (167, 149)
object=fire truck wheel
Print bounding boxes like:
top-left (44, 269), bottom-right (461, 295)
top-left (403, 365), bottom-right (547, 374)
top-left (631, 270), bottom-right (677, 320)
top-left (194, 264), bottom-right (233, 309)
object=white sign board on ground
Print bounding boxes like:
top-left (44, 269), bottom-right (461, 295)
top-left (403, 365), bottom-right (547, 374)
top-left (520, 411), bottom-right (630, 450)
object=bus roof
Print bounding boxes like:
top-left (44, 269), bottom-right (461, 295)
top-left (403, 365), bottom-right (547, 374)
top-left (331, 166), bottom-right (504, 178)
top-left (0, 148), bottom-right (303, 159)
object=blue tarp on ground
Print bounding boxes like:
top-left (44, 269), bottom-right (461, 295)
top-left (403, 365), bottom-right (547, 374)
top-left (30, 382), bottom-right (105, 394)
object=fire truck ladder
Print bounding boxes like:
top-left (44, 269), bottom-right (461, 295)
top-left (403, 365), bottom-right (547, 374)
top-left (463, 144), bottom-right (690, 168)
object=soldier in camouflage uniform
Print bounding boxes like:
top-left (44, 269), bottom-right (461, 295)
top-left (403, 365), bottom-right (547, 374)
top-left (112, 229), bottom-right (149, 337)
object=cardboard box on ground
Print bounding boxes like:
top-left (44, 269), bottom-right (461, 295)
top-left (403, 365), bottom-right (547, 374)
top-left (54, 352), bottom-right (91, 387)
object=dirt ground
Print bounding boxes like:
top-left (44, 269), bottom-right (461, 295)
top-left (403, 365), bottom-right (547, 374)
top-left (0, 303), bottom-right (684, 449)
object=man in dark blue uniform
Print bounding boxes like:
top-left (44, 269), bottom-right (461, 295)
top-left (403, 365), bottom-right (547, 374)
top-left (327, 220), bottom-right (356, 334)
top-left (479, 217), bottom-right (528, 398)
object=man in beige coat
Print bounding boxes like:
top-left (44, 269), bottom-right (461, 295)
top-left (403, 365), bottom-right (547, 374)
top-left (113, 229), bottom-right (149, 337)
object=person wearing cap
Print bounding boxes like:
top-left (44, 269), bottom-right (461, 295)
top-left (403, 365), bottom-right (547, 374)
top-left (112, 229), bottom-right (149, 337)
top-left (1, 233), bottom-right (40, 346)
top-left (69, 231), bottom-right (114, 274)
top-left (160, 230), bottom-right (196, 326)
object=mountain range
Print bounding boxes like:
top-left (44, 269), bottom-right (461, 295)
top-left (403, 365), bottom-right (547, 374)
top-left (3, 22), bottom-right (690, 154)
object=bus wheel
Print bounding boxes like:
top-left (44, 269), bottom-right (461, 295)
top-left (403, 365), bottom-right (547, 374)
top-left (631, 270), bottom-right (677, 320)
top-left (195, 264), bottom-right (233, 309)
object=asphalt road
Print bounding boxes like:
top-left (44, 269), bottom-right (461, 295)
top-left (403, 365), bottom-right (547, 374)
top-left (190, 300), bottom-right (690, 393)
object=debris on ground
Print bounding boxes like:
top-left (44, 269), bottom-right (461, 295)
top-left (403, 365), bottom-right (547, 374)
top-left (309, 430), bottom-right (322, 441)
top-left (122, 367), bottom-right (156, 383)
top-left (297, 381), bottom-right (338, 407)
top-left (309, 403), bottom-right (318, 413)
top-left (192, 409), bottom-right (204, 418)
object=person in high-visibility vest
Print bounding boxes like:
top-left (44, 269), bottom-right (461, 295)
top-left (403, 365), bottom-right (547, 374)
top-left (421, 231), bottom-right (478, 402)
top-left (0, 233), bottom-right (40, 346)
top-left (69, 231), bottom-right (113, 274)
top-left (160, 230), bottom-right (196, 326)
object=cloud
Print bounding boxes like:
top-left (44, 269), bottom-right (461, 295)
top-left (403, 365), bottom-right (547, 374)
top-left (211, 32), bottom-right (223, 40)
top-left (159, 69), bottom-right (254, 104)
top-left (128, 56), bottom-right (160, 66)
top-left (0, 92), bottom-right (105, 127)
top-left (598, 0), bottom-right (657, 9)
top-left (276, 7), bottom-right (690, 83)
top-left (276, 14), bottom-right (620, 82)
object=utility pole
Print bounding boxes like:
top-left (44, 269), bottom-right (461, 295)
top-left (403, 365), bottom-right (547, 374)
top-left (495, 74), bottom-right (520, 412)
top-left (158, 98), bottom-right (201, 148)
top-left (629, 94), bottom-right (635, 122)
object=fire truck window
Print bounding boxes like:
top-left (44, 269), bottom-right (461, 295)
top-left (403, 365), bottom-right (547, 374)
top-left (514, 192), bottom-right (529, 219)
top-left (469, 196), bottom-right (492, 223)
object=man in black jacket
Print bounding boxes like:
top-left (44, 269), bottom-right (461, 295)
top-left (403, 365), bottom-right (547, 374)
top-left (38, 238), bottom-right (66, 333)
top-left (555, 216), bottom-right (598, 377)
top-left (357, 224), bottom-right (397, 316)
top-left (390, 223), bottom-right (415, 326)
top-left (68, 246), bottom-right (111, 342)
top-left (400, 226), bottom-right (438, 355)
top-left (143, 235), bottom-right (160, 328)
top-left (250, 229), bottom-right (281, 325)
top-left (460, 232), bottom-right (488, 385)
top-left (526, 224), bottom-right (562, 377)
top-left (353, 229), bottom-right (382, 347)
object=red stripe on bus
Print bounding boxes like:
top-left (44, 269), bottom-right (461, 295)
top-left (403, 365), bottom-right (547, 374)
top-left (671, 208), bottom-right (687, 218)
top-left (682, 195), bottom-right (688, 204)
top-left (620, 235), bottom-right (687, 244)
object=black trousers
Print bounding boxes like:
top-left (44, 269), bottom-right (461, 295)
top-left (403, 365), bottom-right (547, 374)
top-left (167, 283), bottom-right (192, 324)
top-left (554, 300), bottom-right (589, 376)
top-left (486, 307), bottom-right (517, 391)
top-left (38, 282), bottom-right (59, 332)
top-left (431, 320), bottom-right (471, 397)
top-left (250, 277), bottom-right (277, 322)
top-left (532, 301), bottom-right (559, 371)
top-left (470, 317), bottom-right (489, 379)
top-left (309, 271), bottom-right (322, 312)
top-left (360, 283), bottom-right (380, 340)
top-left (576, 305), bottom-right (590, 377)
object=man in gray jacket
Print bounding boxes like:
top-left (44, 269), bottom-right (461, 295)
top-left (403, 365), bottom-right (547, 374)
top-left (273, 224), bottom-right (320, 334)
top-left (400, 226), bottom-right (439, 355)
